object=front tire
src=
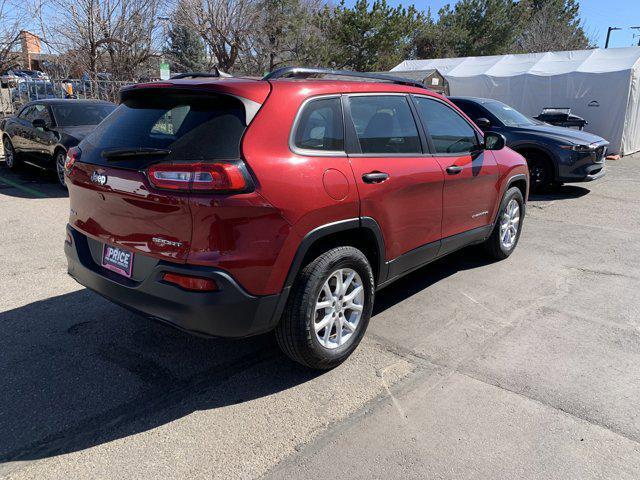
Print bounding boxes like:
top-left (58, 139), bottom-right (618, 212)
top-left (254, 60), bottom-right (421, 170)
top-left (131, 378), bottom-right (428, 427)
top-left (526, 155), bottom-right (552, 192)
top-left (484, 187), bottom-right (524, 260)
top-left (275, 246), bottom-right (375, 369)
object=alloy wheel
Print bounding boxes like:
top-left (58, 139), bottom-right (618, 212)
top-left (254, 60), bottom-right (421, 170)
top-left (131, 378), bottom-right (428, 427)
top-left (56, 152), bottom-right (66, 187)
top-left (4, 142), bottom-right (14, 168)
top-left (499, 198), bottom-right (520, 250)
top-left (314, 268), bottom-right (364, 349)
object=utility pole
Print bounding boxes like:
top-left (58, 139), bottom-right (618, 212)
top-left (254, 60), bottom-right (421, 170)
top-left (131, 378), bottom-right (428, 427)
top-left (605, 27), bottom-right (621, 48)
top-left (632, 27), bottom-right (640, 46)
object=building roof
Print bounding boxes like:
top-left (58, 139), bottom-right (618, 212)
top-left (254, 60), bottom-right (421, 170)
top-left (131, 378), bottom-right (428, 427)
top-left (392, 47), bottom-right (640, 77)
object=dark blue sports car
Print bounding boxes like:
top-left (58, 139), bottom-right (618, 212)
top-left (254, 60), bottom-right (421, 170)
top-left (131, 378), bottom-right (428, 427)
top-left (450, 97), bottom-right (608, 191)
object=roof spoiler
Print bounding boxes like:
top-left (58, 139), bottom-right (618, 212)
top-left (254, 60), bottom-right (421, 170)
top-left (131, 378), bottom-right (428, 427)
top-left (170, 68), bottom-right (232, 79)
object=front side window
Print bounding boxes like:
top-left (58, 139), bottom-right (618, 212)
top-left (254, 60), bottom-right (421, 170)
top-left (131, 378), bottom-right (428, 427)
top-left (293, 97), bottom-right (344, 152)
top-left (414, 96), bottom-right (480, 154)
top-left (33, 104), bottom-right (51, 124)
top-left (451, 100), bottom-right (486, 123)
top-left (19, 106), bottom-right (35, 120)
top-left (348, 95), bottom-right (421, 154)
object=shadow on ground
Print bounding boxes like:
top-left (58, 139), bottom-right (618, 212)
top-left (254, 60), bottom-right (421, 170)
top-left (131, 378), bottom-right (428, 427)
top-left (374, 246), bottom-right (494, 316)
top-left (0, 290), bottom-right (322, 465)
top-left (529, 184), bottom-right (590, 202)
top-left (0, 246), bottom-right (491, 466)
top-left (0, 161), bottom-right (67, 199)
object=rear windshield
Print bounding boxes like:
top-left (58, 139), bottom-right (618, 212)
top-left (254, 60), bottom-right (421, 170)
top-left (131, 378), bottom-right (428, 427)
top-left (81, 91), bottom-right (247, 167)
top-left (52, 103), bottom-right (115, 126)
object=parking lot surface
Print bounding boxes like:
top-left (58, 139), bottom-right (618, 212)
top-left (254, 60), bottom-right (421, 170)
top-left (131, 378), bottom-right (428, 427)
top-left (1, 155), bottom-right (639, 479)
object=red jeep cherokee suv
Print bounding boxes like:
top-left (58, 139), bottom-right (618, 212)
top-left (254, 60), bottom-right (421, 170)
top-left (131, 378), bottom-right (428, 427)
top-left (64, 68), bottom-right (528, 369)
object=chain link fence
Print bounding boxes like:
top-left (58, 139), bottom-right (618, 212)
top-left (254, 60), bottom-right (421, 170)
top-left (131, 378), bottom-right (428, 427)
top-left (0, 77), bottom-right (134, 115)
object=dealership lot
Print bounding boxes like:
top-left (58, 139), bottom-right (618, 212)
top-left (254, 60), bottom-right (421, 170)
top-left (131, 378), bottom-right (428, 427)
top-left (1, 155), bottom-right (639, 479)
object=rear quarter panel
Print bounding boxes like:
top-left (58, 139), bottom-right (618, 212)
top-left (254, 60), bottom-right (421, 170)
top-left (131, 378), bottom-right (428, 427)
top-left (239, 83), bottom-right (360, 294)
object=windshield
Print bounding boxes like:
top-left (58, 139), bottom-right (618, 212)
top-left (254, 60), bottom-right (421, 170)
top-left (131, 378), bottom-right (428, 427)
top-left (52, 103), bottom-right (115, 126)
top-left (482, 101), bottom-right (536, 127)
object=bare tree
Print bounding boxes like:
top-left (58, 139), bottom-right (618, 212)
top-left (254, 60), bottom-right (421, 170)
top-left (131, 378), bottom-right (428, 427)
top-left (44, 0), bottom-right (164, 80)
top-left (179, 0), bottom-right (257, 72)
top-left (513, 0), bottom-right (593, 53)
top-left (0, 0), bottom-right (27, 73)
top-left (235, 0), bottom-right (325, 75)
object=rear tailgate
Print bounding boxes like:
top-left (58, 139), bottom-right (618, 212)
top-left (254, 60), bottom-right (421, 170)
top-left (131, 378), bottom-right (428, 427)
top-left (68, 162), bottom-right (193, 262)
top-left (67, 82), bottom-right (270, 265)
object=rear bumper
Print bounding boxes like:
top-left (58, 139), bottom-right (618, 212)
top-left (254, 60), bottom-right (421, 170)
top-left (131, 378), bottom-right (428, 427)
top-left (64, 225), bottom-right (282, 338)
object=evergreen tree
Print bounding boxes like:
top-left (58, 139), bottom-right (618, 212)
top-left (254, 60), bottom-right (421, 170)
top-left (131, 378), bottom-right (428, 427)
top-left (417, 0), bottom-right (523, 59)
top-left (318, 0), bottom-right (426, 72)
top-left (415, 0), bottom-right (590, 60)
top-left (167, 23), bottom-right (207, 72)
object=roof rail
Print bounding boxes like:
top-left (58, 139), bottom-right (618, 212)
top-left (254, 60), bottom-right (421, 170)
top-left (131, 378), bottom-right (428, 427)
top-left (170, 68), bottom-right (232, 80)
top-left (262, 67), bottom-right (427, 89)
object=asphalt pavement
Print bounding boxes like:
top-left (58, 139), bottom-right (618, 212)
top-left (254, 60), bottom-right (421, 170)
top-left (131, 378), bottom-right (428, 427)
top-left (1, 155), bottom-right (639, 479)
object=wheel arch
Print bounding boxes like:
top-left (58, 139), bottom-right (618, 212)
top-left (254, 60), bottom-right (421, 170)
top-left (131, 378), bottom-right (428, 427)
top-left (506, 174), bottom-right (528, 204)
top-left (283, 218), bottom-right (386, 291)
top-left (511, 143), bottom-right (557, 180)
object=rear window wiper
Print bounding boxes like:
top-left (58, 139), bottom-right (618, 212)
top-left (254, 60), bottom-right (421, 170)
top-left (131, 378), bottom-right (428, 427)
top-left (101, 147), bottom-right (171, 160)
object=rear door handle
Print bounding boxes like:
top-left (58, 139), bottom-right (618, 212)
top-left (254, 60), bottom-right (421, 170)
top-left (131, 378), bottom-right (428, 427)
top-left (446, 165), bottom-right (463, 175)
top-left (362, 172), bottom-right (389, 184)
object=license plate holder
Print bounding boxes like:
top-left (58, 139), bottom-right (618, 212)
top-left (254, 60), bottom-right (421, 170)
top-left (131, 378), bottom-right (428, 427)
top-left (101, 244), bottom-right (134, 278)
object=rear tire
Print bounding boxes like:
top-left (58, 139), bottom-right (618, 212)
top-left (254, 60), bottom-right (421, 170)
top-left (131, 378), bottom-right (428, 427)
top-left (3, 137), bottom-right (20, 170)
top-left (484, 187), bottom-right (524, 260)
top-left (275, 246), bottom-right (375, 370)
top-left (55, 150), bottom-right (67, 188)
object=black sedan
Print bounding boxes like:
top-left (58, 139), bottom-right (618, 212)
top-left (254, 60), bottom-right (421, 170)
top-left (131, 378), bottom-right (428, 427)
top-left (450, 97), bottom-right (608, 191)
top-left (1, 99), bottom-right (115, 187)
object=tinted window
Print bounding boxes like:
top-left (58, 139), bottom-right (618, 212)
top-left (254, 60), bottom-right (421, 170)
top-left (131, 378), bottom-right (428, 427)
top-left (348, 96), bottom-right (421, 154)
top-left (19, 106), bottom-right (36, 120)
top-left (414, 97), bottom-right (479, 154)
top-left (33, 104), bottom-right (51, 124)
top-left (51, 103), bottom-right (115, 127)
top-left (82, 92), bottom-right (246, 167)
top-left (294, 97), bottom-right (344, 152)
top-left (451, 100), bottom-right (486, 123)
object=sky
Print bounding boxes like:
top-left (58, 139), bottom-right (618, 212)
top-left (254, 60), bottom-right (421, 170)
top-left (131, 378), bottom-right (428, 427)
top-left (343, 0), bottom-right (640, 49)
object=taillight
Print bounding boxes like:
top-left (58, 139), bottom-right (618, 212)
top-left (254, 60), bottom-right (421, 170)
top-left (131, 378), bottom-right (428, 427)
top-left (147, 162), bottom-right (248, 192)
top-left (163, 272), bottom-right (218, 291)
top-left (65, 146), bottom-right (80, 171)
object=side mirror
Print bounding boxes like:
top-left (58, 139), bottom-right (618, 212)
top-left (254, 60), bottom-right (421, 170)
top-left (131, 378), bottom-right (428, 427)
top-left (32, 118), bottom-right (48, 130)
top-left (475, 117), bottom-right (491, 129)
top-left (484, 131), bottom-right (506, 151)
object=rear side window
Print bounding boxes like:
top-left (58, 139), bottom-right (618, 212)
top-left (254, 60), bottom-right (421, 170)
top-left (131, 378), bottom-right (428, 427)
top-left (293, 97), bottom-right (344, 152)
top-left (82, 92), bottom-right (246, 166)
top-left (348, 96), bottom-right (421, 154)
top-left (413, 97), bottom-right (480, 154)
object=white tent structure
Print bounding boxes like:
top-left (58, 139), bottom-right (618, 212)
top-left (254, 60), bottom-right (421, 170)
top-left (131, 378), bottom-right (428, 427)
top-left (393, 48), bottom-right (640, 155)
